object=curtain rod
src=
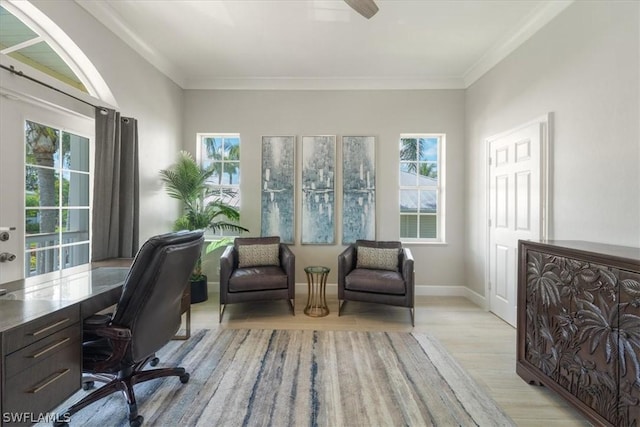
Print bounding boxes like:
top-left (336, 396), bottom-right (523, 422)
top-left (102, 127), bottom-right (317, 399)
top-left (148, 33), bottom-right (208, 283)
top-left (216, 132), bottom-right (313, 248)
top-left (0, 64), bottom-right (108, 114)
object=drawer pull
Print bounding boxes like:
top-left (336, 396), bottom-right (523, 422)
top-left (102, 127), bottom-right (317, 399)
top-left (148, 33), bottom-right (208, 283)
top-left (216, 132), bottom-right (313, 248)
top-left (29, 337), bottom-right (71, 359)
top-left (30, 318), bottom-right (70, 337)
top-left (29, 369), bottom-right (70, 394)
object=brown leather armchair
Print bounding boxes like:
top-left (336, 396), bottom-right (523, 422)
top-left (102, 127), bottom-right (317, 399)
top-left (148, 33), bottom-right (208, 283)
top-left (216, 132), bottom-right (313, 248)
top-left (55, 230), bottom-right (204, 427)
top-left (338, 240), bottom-right (415, 326)
top-left (219, 236), bottom-right (295, 322)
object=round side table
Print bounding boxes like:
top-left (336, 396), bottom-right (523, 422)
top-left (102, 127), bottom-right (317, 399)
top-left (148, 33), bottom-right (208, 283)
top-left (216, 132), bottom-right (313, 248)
top-left (304, 266), bottom-right (330, 317)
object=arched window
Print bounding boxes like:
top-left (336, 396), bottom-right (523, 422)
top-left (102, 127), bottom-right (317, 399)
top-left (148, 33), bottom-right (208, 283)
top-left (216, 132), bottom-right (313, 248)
top-left (1, 0), bottom-right (116, 105)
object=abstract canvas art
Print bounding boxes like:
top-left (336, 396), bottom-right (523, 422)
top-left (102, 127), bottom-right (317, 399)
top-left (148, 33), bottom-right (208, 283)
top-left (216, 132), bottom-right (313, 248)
top-left (261, 136), bottom-right (295, 244)
top-left (342, 136), bottom-right (376, 244)
top-left (301, 135), bottom-right (335, 244)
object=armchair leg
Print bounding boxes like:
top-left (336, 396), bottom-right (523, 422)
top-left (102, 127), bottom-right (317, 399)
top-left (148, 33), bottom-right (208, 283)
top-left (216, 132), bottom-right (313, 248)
top-left (338, 300), bottom-right (345, 316)
top-left (289, 299), bottom-right (295, 316)
top-left (219, 303), bottom-right (226, 323)
top-left (409, 307), bottom-right (415, 327)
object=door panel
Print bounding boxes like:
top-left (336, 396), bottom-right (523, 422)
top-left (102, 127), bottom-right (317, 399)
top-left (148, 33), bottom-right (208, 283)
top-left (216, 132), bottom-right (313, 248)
top-left (489, 122), bottom-right (543, 326)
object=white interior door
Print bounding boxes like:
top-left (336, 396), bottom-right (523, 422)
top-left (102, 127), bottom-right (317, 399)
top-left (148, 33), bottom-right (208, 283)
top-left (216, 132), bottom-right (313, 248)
top-left (488, 120), bottom-right (545, 326)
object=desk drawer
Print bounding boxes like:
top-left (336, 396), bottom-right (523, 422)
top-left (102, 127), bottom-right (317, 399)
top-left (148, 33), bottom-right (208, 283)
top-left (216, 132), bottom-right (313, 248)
top-left (5, 324), bottom-right (81, 378)
top-left (4, 338), bottom-right (81, 420)
top-left (5, 305), bottom-right (79, 354)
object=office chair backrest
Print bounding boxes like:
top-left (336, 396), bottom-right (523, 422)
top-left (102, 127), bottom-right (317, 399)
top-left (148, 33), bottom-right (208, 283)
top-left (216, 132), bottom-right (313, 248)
top-left (112, 230), bottom-right (204, 361)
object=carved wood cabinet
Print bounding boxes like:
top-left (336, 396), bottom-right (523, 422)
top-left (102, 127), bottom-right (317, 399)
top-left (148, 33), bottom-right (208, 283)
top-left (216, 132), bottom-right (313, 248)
top-left (517, 240), bottom-right (640, 426)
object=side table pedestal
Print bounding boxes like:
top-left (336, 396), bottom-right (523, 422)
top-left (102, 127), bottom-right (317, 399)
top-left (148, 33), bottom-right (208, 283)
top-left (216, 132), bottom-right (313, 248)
top-left (304, 266), bottom-right (330, 317)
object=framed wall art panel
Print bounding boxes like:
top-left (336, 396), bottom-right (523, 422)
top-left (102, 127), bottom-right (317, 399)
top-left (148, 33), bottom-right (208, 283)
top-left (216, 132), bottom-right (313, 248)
top-left (261, 136), bottom-right (296, 244)
top-left (342, 136), bottom-right (376, 244)
top-left (301, 135), bottom-right (335, 244)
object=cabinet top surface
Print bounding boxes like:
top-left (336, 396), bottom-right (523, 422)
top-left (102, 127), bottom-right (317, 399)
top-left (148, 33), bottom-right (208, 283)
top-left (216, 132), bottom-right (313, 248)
top-left (521, 239), bottom-right (640, 265)
top-left (0, 267), bottom-right (128, 332)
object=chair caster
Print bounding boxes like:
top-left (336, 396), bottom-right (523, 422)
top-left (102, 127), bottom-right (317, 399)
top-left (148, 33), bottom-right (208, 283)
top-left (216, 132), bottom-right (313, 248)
top-left (180, 373), bottom-right (190, 383)
top-left (149, 357), bottom-right (159, 366)
top-left (82, 380), bottom-right (95, 390)
top-left (129, 415), bottom-right (144, 427)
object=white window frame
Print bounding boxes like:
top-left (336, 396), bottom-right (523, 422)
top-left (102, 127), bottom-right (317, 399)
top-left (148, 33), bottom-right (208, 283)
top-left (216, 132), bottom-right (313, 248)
top-left (196, 132), bottom-right (241, 238)
top-left (399, 133), bottom-right (446, 243)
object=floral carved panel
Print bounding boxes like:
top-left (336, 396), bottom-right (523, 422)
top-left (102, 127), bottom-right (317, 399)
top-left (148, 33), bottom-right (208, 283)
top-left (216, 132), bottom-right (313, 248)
top-left (524, 250), bottom-right (640, 426)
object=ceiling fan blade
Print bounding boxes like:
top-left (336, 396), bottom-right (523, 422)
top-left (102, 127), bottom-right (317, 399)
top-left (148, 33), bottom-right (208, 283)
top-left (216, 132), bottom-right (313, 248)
top-left (344, 0), bottom-right (379, 19)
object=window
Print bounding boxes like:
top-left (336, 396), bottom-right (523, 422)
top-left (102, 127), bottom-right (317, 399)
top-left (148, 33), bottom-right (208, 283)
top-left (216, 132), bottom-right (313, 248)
top-left (197, 133), bottom-right (241, 235)
top-left (1, 5), bottom-right (87, 92)
top-left (399, 134), bottom-right (445, 242)
top-left (25, 120), bottom-right (91, 277)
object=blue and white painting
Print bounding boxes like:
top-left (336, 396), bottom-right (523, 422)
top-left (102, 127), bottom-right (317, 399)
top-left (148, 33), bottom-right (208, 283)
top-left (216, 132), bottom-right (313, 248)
top-left (261, 136), bottom-right (295, 244)
top-left (301, 136), bottom-right (335, 244)
top-left (342, 136), bottom-right (376, 244)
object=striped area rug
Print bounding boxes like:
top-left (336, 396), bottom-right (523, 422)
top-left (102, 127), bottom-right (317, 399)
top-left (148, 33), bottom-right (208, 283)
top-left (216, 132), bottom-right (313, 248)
top-left (50, 329), bottom-right (514, 426)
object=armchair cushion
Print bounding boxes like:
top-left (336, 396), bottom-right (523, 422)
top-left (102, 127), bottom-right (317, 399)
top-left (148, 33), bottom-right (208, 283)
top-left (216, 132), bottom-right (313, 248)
top-left (345, 268), bottom-right (406, 295)
top-left (238, 243), bottom-right (280, 268)
top-left (356, 246), bottom-right (400, 271)
top-left (229, 266), bottom-right (288, 292)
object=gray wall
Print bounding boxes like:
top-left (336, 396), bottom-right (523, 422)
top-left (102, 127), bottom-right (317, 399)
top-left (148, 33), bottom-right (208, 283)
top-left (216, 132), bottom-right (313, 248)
top-left (184, 90), bottom-right (466, 287)
top-left (465, 1), bottom-right (640, 297)
top-left (30, 0), bottom-right (185, 243)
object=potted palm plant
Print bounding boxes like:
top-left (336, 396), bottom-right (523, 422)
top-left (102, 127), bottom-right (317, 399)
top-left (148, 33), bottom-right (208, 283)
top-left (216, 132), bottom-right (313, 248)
top-left (160, 150), bottom-right (248, 303)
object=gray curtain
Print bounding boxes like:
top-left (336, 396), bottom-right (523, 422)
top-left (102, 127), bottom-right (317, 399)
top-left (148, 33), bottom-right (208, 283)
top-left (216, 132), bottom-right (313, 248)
top-left (92, 107), bottom-right (139, 261)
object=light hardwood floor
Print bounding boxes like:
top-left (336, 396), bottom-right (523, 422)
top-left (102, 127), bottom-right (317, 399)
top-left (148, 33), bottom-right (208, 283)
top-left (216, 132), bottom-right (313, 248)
top-left (190, 293), bottom-right (591, 426)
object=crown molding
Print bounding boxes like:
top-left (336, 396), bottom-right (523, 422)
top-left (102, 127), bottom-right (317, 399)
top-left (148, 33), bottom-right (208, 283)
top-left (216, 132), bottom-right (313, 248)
top-left (184, 76), bottom-right (466, 91)
top-left (76, 0), bottom-right (187, 88)
top-left (463, 0), bottom-right (573, 87)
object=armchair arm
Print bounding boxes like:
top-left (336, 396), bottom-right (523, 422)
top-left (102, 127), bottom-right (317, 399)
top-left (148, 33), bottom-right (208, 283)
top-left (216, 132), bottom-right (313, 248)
top-left (401, 248), bottom-right (415, 302)
top-left (280, 244), bottom-right (296, 297)
top-left (338, 245), bottom-right (356, 296)
top-left (219, 245), bottom-right (236, 303)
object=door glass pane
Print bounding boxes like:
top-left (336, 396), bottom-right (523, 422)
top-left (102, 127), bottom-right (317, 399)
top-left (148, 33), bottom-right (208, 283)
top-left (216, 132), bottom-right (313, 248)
top-left (62, 243), bottom-right (89, 269)
top-left (26, 248), bottom-right (59, 277)
top-left (62, 209), bottom-right (89, 243)
top-left (25, 166), bottom-right (60, 207)
top-left (62, 132), bottom-right (90, 172)
top-left (25, 209), bottom-right (59, 240)
top-left (62, 172), bottom-right (90, 206)
top-left (25, 121), bottom-right (61, 168)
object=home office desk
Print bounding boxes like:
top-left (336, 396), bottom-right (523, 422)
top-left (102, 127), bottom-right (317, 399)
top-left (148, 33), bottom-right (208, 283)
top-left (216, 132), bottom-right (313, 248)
top-left (0, 267), bottom-right (129, 426)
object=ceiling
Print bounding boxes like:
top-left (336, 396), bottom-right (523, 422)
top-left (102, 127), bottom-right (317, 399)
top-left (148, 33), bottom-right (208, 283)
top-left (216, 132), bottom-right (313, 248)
top-left (78, 0), bottom-right (572, 90)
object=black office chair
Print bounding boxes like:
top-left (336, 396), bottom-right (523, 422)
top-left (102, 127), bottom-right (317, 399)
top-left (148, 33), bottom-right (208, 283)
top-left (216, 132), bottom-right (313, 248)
top-left (55, 230), bottom-right (204, 427)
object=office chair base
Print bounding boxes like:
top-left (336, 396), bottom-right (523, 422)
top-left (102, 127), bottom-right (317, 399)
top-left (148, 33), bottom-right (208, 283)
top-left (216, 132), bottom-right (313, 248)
top-left (57, 360), bottom-right (189, 426)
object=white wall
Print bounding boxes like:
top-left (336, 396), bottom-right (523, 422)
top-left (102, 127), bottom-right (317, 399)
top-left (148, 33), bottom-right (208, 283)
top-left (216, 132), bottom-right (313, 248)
top-left (28, 0), bottom-right (185, 243)
top-left (465, 1), bottom-right (640, 296)
top-left (184, 90), bottom-right (466, 287)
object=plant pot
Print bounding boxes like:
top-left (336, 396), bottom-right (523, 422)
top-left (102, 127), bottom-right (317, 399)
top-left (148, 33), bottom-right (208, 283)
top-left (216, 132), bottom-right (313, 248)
top-left (190, 276), bottom-right (208, 304)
